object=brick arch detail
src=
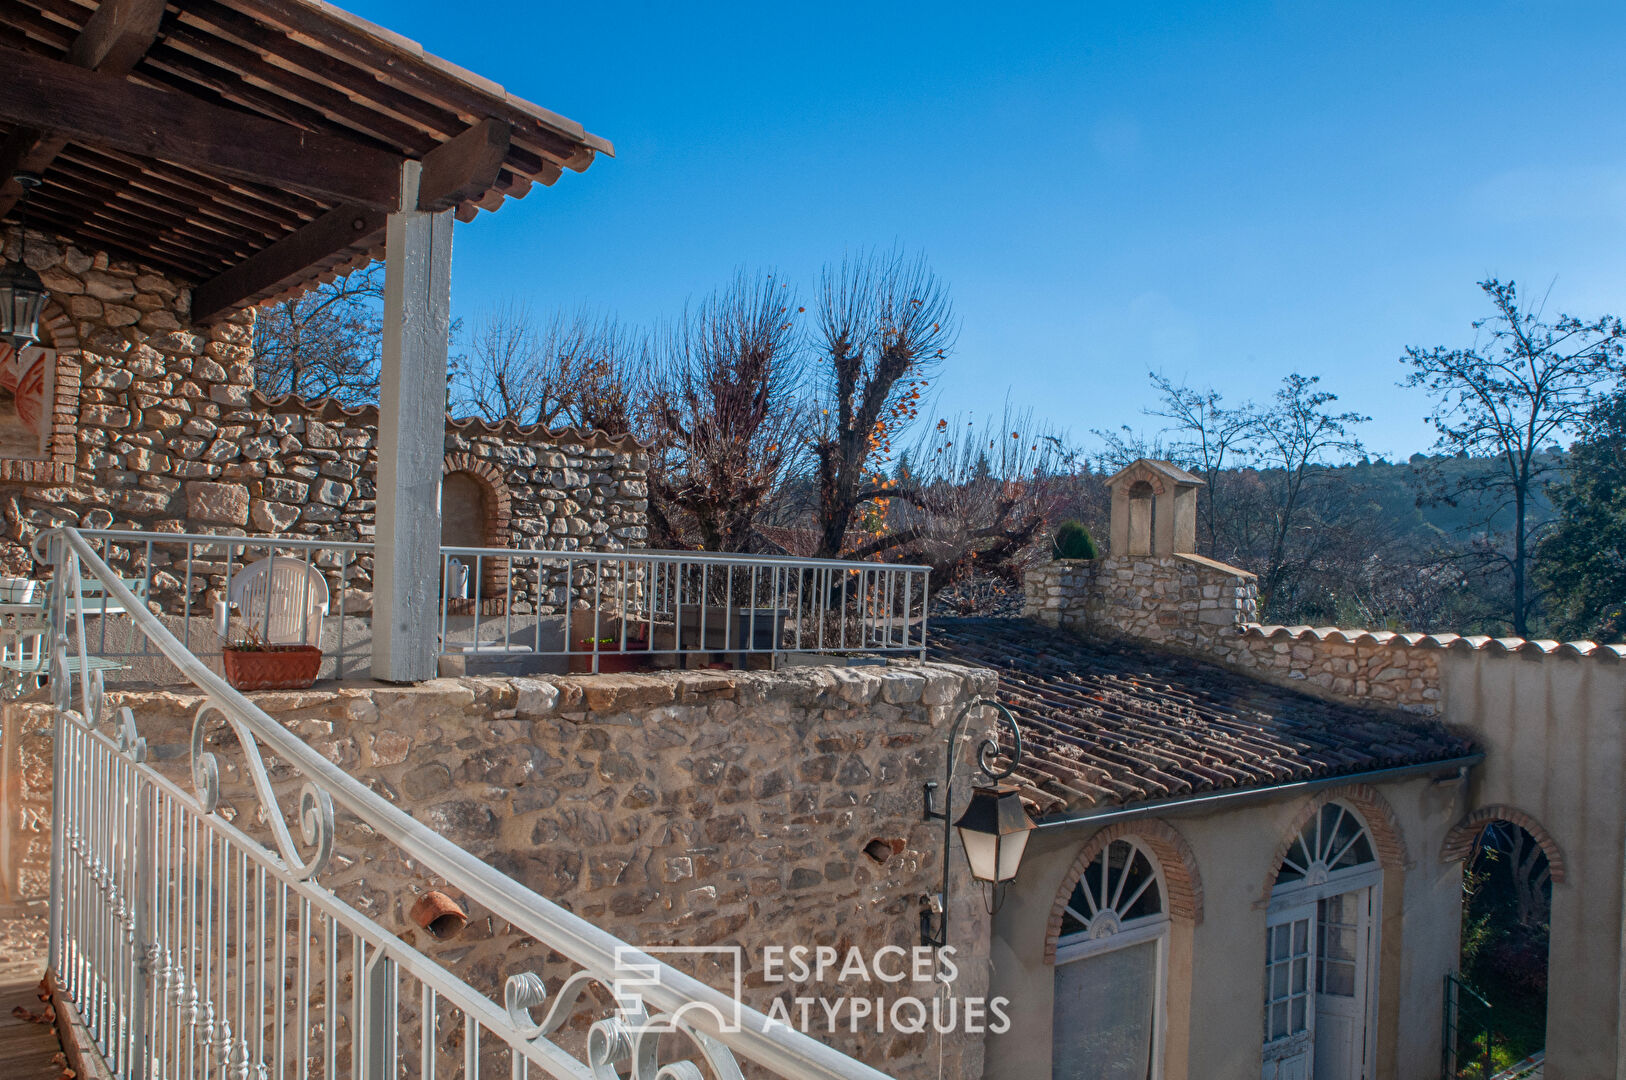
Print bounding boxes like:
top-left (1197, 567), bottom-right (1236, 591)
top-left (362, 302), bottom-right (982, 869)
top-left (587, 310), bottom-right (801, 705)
top-left (0, 301), bottom-right (80, 484)
top-left (1044, 818), bottom-right (1204, 964)
top-left (1439, 805), bottom-right (1567, 885)
top-left (1258, 784), bottom-right (1410, 905)
top-left (442, 452), bottom-right (514, 603)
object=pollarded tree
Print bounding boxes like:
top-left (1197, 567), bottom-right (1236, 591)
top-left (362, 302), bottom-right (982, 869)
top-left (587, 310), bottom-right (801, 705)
top-left (810, 249), bottom-right (953, 558)
top-left (643, 271), bottom-right (808, 552)
top-left (1402, 280), bottom-right (1623, 635)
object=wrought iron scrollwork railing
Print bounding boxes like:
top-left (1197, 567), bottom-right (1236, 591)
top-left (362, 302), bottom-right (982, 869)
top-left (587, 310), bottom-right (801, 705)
top-left (42, 525), bottom-right (895, 1080)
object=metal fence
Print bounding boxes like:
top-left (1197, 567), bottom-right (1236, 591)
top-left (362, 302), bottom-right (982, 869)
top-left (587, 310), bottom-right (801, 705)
top-left (440, 545), bottom-right (929, 672)
top-left (42, 525), bottom-right (895, 1080)
top-left (1443, 972), bottom-right (1495, 1079)
top-left (25, 529), bottom-right (926, 682)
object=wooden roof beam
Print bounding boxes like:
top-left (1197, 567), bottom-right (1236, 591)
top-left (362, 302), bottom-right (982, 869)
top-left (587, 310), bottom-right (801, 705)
top-left (0, 0), bottom-right (165, 216)
top-left (0, 45), bottom-right (406, 210)
top-left (191, 118), bottom-right (509, 322)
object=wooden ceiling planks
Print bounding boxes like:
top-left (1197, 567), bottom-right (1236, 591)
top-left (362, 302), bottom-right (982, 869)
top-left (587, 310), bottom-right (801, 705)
top-left (0, 0), bottom-right (610, 317)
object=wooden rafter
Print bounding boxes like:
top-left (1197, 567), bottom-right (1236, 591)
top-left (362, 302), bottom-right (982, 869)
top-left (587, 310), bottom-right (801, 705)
top-left (192, 118), bottom-right (510, 322)
top-left (0, 0), bottom-right (608, 302)
top-left (0, 0), bottom-right (165, 216)
top-left (0, 45), bottom-right (408, 210)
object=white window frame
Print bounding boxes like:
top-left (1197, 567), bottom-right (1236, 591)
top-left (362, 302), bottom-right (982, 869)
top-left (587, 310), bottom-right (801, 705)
top-left (1054, 837), bottom-right (1171, 1079)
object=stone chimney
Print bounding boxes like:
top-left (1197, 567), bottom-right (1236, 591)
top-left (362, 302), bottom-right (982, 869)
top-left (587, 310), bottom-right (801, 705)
top-left (1023, 458), bottom-right (1258, 653)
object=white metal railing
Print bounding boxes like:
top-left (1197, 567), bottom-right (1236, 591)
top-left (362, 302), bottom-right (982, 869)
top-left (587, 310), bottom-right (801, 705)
top-left (440, 545), bottom-right (929, 671)
top-left (41, 525), bottom-right (895, 1080)
top-left (31, 530), bottom-right (925, 682)
top-left (70, 529), bottom-right (374, 679)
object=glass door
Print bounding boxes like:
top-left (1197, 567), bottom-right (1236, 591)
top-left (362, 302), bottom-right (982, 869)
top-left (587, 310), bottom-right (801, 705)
top-left (1262, 901), bottom-right (1316, 1080)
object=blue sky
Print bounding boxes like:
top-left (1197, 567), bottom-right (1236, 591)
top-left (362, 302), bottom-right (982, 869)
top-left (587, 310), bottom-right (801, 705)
top-left (347, 0), bottom-right (1626, 459)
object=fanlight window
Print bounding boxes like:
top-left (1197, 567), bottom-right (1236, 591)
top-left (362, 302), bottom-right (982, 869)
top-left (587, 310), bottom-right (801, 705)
top-left (1275, 803), bottom-right (1375, 888)
top-left (1059, 839), bottom-right (1164, 941)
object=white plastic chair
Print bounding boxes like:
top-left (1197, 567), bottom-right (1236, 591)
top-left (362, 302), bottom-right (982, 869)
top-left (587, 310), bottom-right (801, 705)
top-left (215, 556), bottom-right (329, 647)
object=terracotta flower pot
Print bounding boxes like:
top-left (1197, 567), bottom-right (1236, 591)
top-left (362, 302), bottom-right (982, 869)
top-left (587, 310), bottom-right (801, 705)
top-left (222, 645), bottom-right (322, 691)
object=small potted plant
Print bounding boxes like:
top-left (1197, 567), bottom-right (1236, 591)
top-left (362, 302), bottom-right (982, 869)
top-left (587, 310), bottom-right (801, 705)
top-left (222, 628), bottom-right (323, 691)
top-left (569, 633), bottom-right (650, 674)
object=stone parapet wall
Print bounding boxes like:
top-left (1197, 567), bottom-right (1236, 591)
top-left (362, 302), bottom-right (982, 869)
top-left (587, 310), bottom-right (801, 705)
top-left (1208, 631), bottom-right (1442, 715)
top-left (1022, 554), bottom-right (1258, 652)
top-left (1020, 558), bottom-right (1093, 630)
top-left (1020, 554), bottom-right (1443, 714)
top-left (1083, 553), bottom-right (1259, 652)
top-left (5, 660), bottom-right (1000, 1078)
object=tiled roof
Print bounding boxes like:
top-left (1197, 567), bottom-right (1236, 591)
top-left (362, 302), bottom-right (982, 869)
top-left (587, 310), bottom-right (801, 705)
top-left (1243, 624), bottom-right (1626, 660)
top-left (928, 618), bottom-right (1477, 819)
top-left (1104, 459), bottom-right (1203, 488)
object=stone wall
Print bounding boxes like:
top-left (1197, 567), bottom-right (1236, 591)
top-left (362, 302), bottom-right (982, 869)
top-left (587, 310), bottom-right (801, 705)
top-left (1022, 552), bottom-right (1258, 652)
top-left (3, 660), bottom-right (1002, 1078)
top-left (1021, 554), bottom-right (1442, 714)
top-left (1211, 628), bottom-right (1442, 715)
top-left (0, 228), bottom-right (649, 613)
top-left (1020, 558), bottom-right (1092, 632)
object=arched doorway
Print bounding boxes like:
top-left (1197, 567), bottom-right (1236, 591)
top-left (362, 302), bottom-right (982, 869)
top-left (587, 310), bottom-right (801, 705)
top-left (1441, 808), bottom-right (1561, 1076)
top-left (1262, 801), bottom-right (1382, 1080)
top-left (439, 453), bottom-right (513, 613)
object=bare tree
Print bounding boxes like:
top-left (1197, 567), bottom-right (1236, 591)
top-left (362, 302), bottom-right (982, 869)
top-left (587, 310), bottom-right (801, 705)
top-left (1403, 279), bottom-right (1624, 635)
top-left (867, 406), bottom-right (1068, 592)
top-left (1144, 373), bottom-right (1258, 556)
top-left (643, 272), bottom-right (808, 552)
top-left (450, 303), bottom-right (638, 433)
top-left (810, 249), bottom-right (954, 558)
top-left (1249, 374), bottom-right (1368, 614)
top-left (251, 265), bottom-right (383, 405)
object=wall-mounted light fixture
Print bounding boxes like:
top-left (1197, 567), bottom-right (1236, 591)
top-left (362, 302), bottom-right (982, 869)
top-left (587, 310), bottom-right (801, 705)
top-left (921, 697), bottom-right (1034, 948)
top-left (0, 173), bottom-right (48, 349)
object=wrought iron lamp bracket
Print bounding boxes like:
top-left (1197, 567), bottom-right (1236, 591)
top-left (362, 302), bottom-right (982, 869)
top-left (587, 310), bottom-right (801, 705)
top-left (920, 696), bottom-right (1024, 949)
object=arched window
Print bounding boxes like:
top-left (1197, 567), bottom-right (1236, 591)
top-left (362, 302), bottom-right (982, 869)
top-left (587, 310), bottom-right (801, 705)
top-left (1262, 802), bottom-right (1382, 1080)
top-left (1054, 838), bottom-right (1168, 1079)
top-left (1275, 802), bottom-right (1377, 890)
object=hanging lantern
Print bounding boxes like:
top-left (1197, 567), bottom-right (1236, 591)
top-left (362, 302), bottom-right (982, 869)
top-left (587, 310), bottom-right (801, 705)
top-left (0, 174), bottom-right (48, 349)
top-left (952, 782), bottom-right (1034, 884)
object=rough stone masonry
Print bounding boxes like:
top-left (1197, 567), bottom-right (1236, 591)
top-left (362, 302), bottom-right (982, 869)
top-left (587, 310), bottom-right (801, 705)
top-left (3, 661), bottom-right (1002, 1080)
top-left (0, 226), bottom-right (650, 615)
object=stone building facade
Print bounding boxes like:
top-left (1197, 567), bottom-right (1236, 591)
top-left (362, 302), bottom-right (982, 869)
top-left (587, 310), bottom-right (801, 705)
top-left (0, 226), bottom-right (649, 613)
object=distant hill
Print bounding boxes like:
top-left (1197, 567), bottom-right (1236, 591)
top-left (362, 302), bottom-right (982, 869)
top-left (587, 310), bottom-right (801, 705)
top-left (1320, 452), bottom-right (1562, 544)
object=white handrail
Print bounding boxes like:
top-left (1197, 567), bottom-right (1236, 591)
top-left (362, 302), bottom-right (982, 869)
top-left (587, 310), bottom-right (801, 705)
top-left (44, 526), bottom-right (894, 1080)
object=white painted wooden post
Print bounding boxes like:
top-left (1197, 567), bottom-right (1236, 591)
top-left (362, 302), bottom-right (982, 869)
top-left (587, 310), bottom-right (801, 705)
top-left (373, 160), bottom-right (452, 681)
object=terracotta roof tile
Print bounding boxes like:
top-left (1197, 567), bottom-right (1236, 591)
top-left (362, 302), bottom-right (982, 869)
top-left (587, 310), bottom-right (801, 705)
top-left (928, 618), bottom-right (1478, 819)
top-left (1242, 624), bottom-right (1622, 659)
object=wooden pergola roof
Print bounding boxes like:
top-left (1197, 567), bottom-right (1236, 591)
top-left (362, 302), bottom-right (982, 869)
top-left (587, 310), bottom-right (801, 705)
top-left (0, 0), bottom-right (612, 320)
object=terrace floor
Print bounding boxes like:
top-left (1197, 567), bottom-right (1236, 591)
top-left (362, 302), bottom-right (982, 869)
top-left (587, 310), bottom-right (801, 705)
top-left (0, 901), bottom-right (58, 1080)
